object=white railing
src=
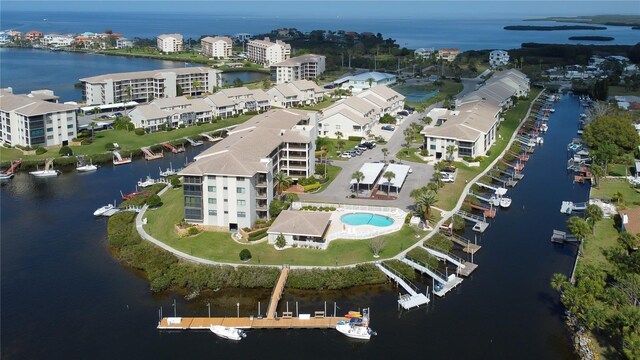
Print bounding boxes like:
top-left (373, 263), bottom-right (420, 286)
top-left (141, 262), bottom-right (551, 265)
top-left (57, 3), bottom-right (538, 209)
top-left (292, 201), bottom-right (404, 215)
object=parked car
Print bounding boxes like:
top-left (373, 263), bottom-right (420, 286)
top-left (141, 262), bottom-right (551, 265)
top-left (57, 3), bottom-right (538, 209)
top-left (350, 148), bottom-right (362, 156)
top-left (381, 125), bottom-right (395, 131)
top-left (397, 110), bottom-right (409, 116)
top-left (339, 152), bottom-right (352, 159)
top-left (441, 164), bottom-right (457, 173)
top-left (405, 106), bottom-right (415, 113)
top-left (440, 172), bottom-right (455, 183)
top-left (357, 143), bottom-right (369, 150)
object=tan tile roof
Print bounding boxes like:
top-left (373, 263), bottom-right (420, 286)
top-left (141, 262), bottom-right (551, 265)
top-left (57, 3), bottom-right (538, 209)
top-left (0, 93), bottom-right (77, 116)
top-left (80, 67), bottom-right (214, 83)
top-left (201, 36), bottom-right (232, 44)
top-left (367, 85), bottom-right (405, 101)
top-left (272, 54), bottom-right (325, 67)
top-left (267, 210), bottom-right (332, 237)
top-left (205, 93), bottom-right (236, 107)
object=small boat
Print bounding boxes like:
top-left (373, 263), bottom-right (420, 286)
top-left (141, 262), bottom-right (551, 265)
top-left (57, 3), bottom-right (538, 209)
top-left (209, 325), bottom-right (246, 341)
top-left (500, 197), bottom-right (512, 208)
top-left (93, 203), bottom-right (115, 216)
top-left (76, 156), bottom-right (98, 172)
top-left (137, 176), bottom-right (156, 188)
top-left (336, 320), bottom-right (376, 340)
top-left (0, 172), bottom-right (14, 180)
top-left (30, 158), bottom-right (60, 177)
top-left (344, 311), bottom-right (362, 318)
top-left (536, 137), bottom-right (544, 144)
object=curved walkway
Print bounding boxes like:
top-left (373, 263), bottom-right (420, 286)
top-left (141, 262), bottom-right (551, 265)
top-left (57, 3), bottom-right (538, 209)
top-left (134, 90), bottom-right (545, 270)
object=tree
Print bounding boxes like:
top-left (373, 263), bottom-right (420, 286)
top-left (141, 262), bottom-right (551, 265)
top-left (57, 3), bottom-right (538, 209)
top-left (583, 113), bottom-right (639, 156)
top-left (274, 171), bottom-right (292, 194)
top-left (170, 176), bottom-right (181, 188)
top-left (58, 145), bottom-right (73, 156)
top-left (403, 128), bottom-right (413, 155)
top-left (550, 273), bottom-right (569, 292)
top-left (383, 171), bottom-right (395, 195)
top-left (275, 233), bottom-right (286, 249)
top-left (381, 147), bottom-right (389, 162)
top-left (352, 170), bottom-right (364, 195)
top-left (262, 79), bottom-right (272, 90)
top-left (233, 78), bottom-right (243, 87)
top-left (176, 84), bottom-right (184, 96)
top-left (421, 116), bottom-right (433, 125)
top-left (619, 232), bottom-right (640, 251)
top-left (567, 216), bottom-right (590, 242)
top-left (446, 145), bottom-right (457, 161)
top-left (334, 131), bottom-right (343, 140)
top-left (590, 163), bottom-right (604, 188)
top-left (613, 191), bottom-right (625, 205)
top-left (146, 194), bottom-right (162, 208)
top-left (369, 237), bottom-right (386, 257)
top-left (433, 171), bottom-right (443, 187)
top-left (367, 77), bottom-right (375, 88)
top-left (123, 85), bottom-right (132, 103)
top-left (239, 249), bottom-right (252, 261)
top-left (585, 204), bottom-right (604, 234)
top-left (414, 190), bottom-right (437, 221)
top-left (192, 80), bottom-right (202, 95)
top-left (337, 139), bottom-right (345, 152)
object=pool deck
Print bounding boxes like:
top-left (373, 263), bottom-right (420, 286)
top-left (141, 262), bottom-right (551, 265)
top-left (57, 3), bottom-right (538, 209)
top-left (323, 206), bottom-right (407, 242)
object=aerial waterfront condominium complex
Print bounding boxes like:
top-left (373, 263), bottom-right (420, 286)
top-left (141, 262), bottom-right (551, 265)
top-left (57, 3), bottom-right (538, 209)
top-left (179, 109), bottom-right (317, 230)
top-left (0, 89), bottom-right (78, 147)
top-left (270, 54), bottom-right (326, 84)
top-left (200, 36), bottom-right (233, 58)
top-left (247, 37), bottom-right (291, 67)
top-left (156, 33), bottom-right (183, 53)
top-left (80, 67), bottom-right (222, 105)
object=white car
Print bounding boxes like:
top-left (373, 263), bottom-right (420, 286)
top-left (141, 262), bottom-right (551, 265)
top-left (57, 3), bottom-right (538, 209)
top-left (440, 172), bottom-right (455, 183)
top-left (340, 152), bottom-right (352, 159)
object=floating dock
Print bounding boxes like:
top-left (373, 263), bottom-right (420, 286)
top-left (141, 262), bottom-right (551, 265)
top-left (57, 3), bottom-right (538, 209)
top-left (158, 315), bottom-right (345, 330)
top-left (400, 258), bottom-right (463, 297)
top-left (456, 210), bottom-right (489, 233)
top-left (560, 201), bottom-right (586, 214)
top-left (550, 229), bottom-right (580, 244)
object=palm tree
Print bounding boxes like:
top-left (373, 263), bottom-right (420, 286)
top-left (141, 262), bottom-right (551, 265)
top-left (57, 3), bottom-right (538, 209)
top-left (414, 190), bottom-right (437, 221)
top-left (590, 164), bottom-right (604, 188)
top-left (352, 170), bottom-right (364, 195)
top-left (337, 139), bottom-right (345, 152)
top-left (433, 172), bottom-right (443, 187)
top-left (89, 121), bottom-right (96, 139)
top-left (613, 191), bottom-right (624, 205)
top-left (585, 204), bottom-right (604, 234)
top-left (367, 77), bottom-right (375, 89)
top-left (383, 171), bottom-right (395, 195)
top-left (403, 128), bottom-right (413, 156)
top-left (123, 85), bottom-right (132, 103)
top-left (274, 171), bottom-right (292, 195)
top-left (320, 145), bottom-right (328, 178)
top-left (192, 80), bottom-right (202, 95)
top-left (334, 131), bottom-right (343, 140)
top-left (446, 145), bottom-right (457, 161)
top-left (381, 147), bottom-right (389, 163)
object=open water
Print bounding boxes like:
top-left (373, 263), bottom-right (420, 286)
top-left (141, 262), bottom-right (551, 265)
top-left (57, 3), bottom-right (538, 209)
top-left (1, 93), bottom-right (589, 358)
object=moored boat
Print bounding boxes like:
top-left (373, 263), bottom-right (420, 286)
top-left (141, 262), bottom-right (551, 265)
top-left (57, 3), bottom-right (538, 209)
top-left (336, 307), bottom-right (375, 340)
top-left (112, 151), bottom-right (132, 165)
top-left (500, 197), bottom-right (512, 208)
top-left (76, 155), bottom-right (98, 172)
top-left (93, 203), bottom-right (115, 216)
top-left (29, 158), bottom-right (60, 177)
top-left (209, 325), bottom-right (246, 341)
top-left (137, 176), bottom-right (156, 188)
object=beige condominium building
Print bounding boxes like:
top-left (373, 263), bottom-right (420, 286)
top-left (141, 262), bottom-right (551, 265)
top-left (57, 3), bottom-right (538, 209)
top-left (247, 37), bottom-right (291, 67)
top-left (270, 54), bottom-right (326, 84)
top-left (179, 109), bottom-right (317, 230)
top-left (0, 89), bottom-right (78, 147)
top-left (80, 67), bottom-right (222, 105)
top-left (200, 36), bottom-right (233, 58)
top-left (156, 33), bottom-right (183, 53)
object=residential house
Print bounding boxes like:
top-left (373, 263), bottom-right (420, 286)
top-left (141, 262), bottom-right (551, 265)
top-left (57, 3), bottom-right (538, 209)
top-left (116, 38), bottom-right (135, 49)
top-left (438, 48), bottom-right (460, 62)
top-left (267, 80), bottom-right (324, 108)
top-left (128, 97), bottom-right (212, 131)
top-left (156, 33), bottom-right (183, 53)
top-left (179, 109), bottom-right (318, 230)
top-left (204, 93), bottom-right (238, 119)
top-left (247, 37), bottom-right (291, 67)
top-left (357, 85), bottom-right (405, 115)
top-left (415, 48), bottom-right (436, 59)
top-left (80, 67), bottom-right (222, 105)
top-left (270, 54), bottom-right (326, 84)
top-left (267, 210), bottom-right (332, 248)
top-left (217, 87), bottom-right (270, 113)
top-left (489, 50), bottom-right (510, 68)
top-left (0, 89), bottom-right (78, 147)
top-left (25, 30), bottom-right (43, 42)
top-left (335, 71), bottom-right (397, 93)
top-left (201, 36), bottom-right (233, 58)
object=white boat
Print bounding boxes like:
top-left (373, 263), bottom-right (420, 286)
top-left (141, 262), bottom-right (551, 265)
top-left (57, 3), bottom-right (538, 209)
top-left (336, 320), bottom-right (375, 340)
top-left (137, 176), bottom-right (156, 188)
top-left (30, 158), bottom-right (60, 177)
top-left (0, 173), bottom-right (14, 180)
top-left (93, 203), bottom-right (115, 216)
top-left (500, 197), bottom-right (512, 208)
top-left (536, 137), bottom-right (544, 144)
top-left (209, 325), bottom-right (246, 341)
top-left (540, 123), bottom-right (548, 132)
top-left (76, 156), bottom-right (98, 172)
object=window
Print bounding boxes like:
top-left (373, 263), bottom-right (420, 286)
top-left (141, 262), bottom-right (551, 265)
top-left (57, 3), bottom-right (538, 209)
top-left (47, 127), bottom-right (53, 132)
top-left (67, 132), bottom-right (74, 136)
top-left (335, 125), bottom-right (341, 130)
top-left (208, 210), bottom-right (217, 216)
top-left (237, 200), bottom-right (246, 206)
top-left (207, 175), bottom-right (216, 180)
top-left (236, 187), bottom-right (245, 194)
top-left (47, 135), bottom-right (54, 140)
top-left (223, 186), bottom-right (228, 190)
top-left (237, 211), bottom-right (246, 218)
top-left (208, 198), bottom-right (216, 204)
top-left (67, 124), bottom-right (74, 129)
top-left (236, 177), bottom-right (244, 181)
top-left (208, 186), bottom-right (216, 192)
top-left (184, 196), bottom-right (201, 207)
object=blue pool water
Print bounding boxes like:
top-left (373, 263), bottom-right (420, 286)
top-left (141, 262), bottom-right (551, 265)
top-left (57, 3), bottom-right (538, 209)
top-left (340, 213), bottom-right (394, 227)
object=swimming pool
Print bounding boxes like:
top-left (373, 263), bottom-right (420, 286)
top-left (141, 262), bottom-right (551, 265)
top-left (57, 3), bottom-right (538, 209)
top-left (340, 213), bottom-right (394, 227)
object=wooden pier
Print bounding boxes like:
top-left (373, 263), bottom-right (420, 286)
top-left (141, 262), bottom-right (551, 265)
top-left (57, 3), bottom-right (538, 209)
top-left (158, 315), bottom-right (345, 330)
top-left (267, 267), bottom-right (289, 319)
top-left (446, 232), bottom-right (481, 254)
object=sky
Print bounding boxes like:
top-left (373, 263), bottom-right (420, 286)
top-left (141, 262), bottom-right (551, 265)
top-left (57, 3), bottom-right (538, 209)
top-left (3, 1), bottom-right (639, 19)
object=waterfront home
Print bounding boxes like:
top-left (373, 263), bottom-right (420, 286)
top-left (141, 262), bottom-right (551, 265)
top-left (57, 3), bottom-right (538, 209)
top-left (116, 38), bottom-right (135, 49)
top-left (0, 89), bottom-right (78, 147)
top-left (270, 54), bottom-right (326, 84)
top-left (25, 30), bottom-right (43, 42)
top-left (179, 109), bottom-right (317, 230)
top-left (80, 67), bottom-right (222, 105)
top-left (200, 36), bottom-right (233, 58)
top-left (267, 210), bottom-right (332, 248)
top-left (42, 34), bottom-right (74, 47)
top-left (422, 69), bottom-right (529, 161)
top-left (619, 208), bottom-right (640, 247)
top-left (156, 33), bottom-right (183, 53)
top-left (203, 93), bottom-right (238, 119)
top-left (335, 71), bottom-right (396, 93)
top-left (128, 97), bottom-right (212, 131)
top-left (267, 80), bottom-right (324, 108)
top-left (438, 48), bottom-right (460, 62)
top-left (318, 85), bottom-right (404, 139)
top-left (0, 33), bottom-right (11, 45)
top-left (489, 50), bottom-right (510, 68)
top-left (247, 37), bottom-right (291, 67)
top-left (415, 48), bottom-right (436, 59)
top-left (216, 87), bottom-right (270, 113)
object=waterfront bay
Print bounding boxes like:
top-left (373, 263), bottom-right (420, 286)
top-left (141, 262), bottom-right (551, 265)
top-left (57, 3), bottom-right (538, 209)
top-left (1, 94), bottom-right (588, 358)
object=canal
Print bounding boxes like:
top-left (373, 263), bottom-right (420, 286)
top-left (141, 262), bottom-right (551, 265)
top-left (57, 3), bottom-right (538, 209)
top-left (0, 94), bottom-right (587, 358)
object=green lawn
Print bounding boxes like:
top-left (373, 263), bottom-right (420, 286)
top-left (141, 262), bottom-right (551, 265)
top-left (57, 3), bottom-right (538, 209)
top-left (433, 88), bottom-right (542, 210)
top-left (395, 147), bottom-right (429, 164)
top-left (319, 138), bottom-right (363, 160)
top-left (609, 85), bottom-right (640, 97)
top-left (316, 164), bottom-right (342, 192)
top-left (0, 115), bottom-right (253, 161)
top-left (591, 178), bottom-right (640, 207)
top-left (404, 80), bottom-right (464, 109)
top-left (299, 97), bottom-right (337, 111)
top-left (581, 218), bottom-right (620, 269)
top-left (607, 163), bottom-right (632, 177)
top-left (143, 187), bottom-right (425, 266)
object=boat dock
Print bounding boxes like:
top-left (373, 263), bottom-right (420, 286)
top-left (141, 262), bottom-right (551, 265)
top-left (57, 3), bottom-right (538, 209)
top-left (464, 201), bottom-right (496, 218)
top-left (266, 267), bottom-right (289, 319)
top-left (456, 210), bottom-right (489, 233)
top-left (400, 258), bottom-right (463, 297)
top-left (560, 201), bottom-right (587, 214)
top-left (446, 232), bottom-right (481, 254)
top-left (421, 245), bottom-right (478, 277)
top-left (550, 229), bottom-right (580, 244)
top-left (375, 263), bottom-right (430, 309)
top-left (469, 191), bottom-right (499, 206)
top-left (162, 143), bottom-right (184, 154)
top-left (184, 137), bottom-right (203, 147)
top-left (142, 147), bottom-right (163, 160)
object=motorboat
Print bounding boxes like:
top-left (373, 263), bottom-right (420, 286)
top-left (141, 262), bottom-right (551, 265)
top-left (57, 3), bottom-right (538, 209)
top-left (209, 325), bottom-right (246, 341)
top-left (137, 176), bottom-right (156, 188)
top-left (500, 197), bottom-right (512, 208)
top-left (93, 203), bottom-right (115, 216)
top-left (0, 173), bottom-right (14, 180)
top-left (76, 156), bottom-right (98, 172)
top-left (336, 320), bottom-right (376, 340)
top-left (29, 169), bottom-right (60, 177)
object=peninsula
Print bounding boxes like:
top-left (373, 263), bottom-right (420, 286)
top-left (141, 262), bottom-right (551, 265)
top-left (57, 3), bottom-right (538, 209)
top-left (504, 25), bottom-right (607, 31)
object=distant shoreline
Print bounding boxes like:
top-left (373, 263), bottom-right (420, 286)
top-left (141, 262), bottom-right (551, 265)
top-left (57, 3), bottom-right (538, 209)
top-left (504, 25), bottom-right (607, 31)
top-left (568, 36), bottom-right (614, 41)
